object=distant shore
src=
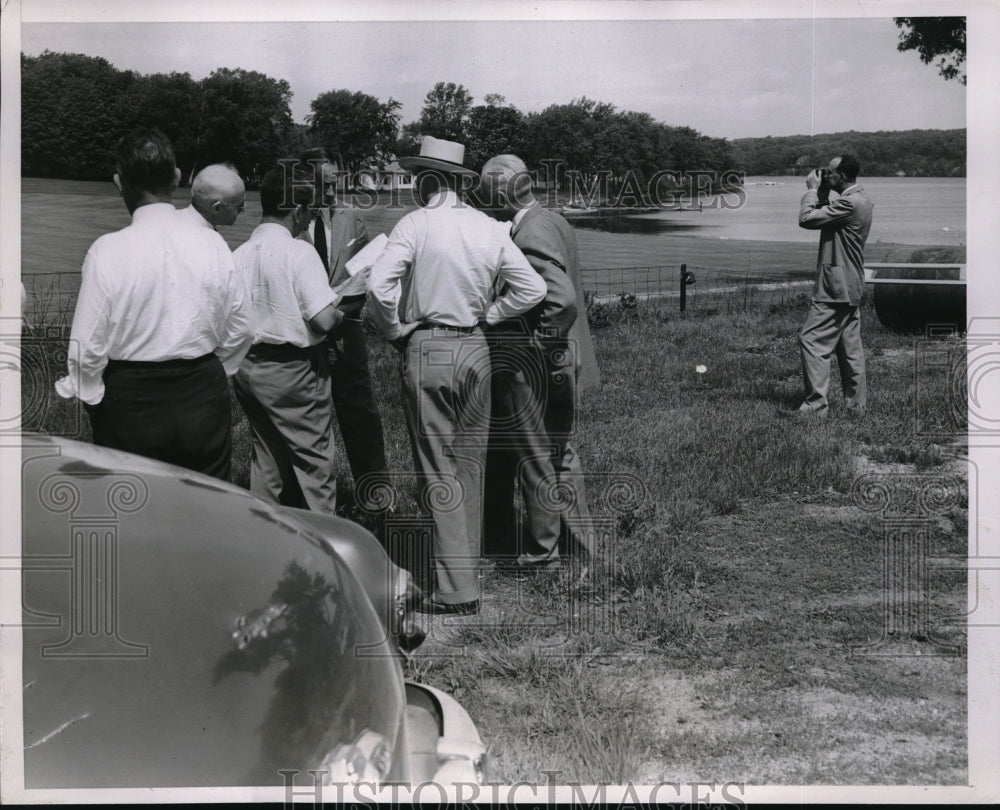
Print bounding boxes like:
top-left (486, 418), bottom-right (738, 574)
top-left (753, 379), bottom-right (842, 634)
top-left (20, 178), bottom-right (961, 280)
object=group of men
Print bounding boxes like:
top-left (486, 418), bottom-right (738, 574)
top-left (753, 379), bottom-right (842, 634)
top-left (56, 125), bottom-right (871, 616)
top-left (56, 129), bottom-right (601, 617)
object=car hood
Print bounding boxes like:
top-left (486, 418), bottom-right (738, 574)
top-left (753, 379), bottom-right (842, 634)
top-left (21, 435), bottom-right (406, 788)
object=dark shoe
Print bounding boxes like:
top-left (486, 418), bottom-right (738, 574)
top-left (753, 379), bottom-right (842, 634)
top-left (495, 559), bottom-right (561, 580)
top-left (416, 596), bottom-right (480, 616)
top-left (779, 405), bottom-right (828, 419)
top-left (494, 561), bottom-right (531, 581)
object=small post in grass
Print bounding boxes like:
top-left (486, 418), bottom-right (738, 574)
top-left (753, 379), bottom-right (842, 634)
top-left (679, 264), bottom-right (695, 312)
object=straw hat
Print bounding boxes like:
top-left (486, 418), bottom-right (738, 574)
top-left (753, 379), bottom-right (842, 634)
top-left (398, 135), bottom-right (479, 178)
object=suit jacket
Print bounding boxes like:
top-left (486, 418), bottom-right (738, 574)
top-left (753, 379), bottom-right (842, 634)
top-left (325, 206), bottom-right (370, 288)
top-left (511, 205), bottom-right (601, 391)
top-left (798, 184), bottom-right (873, 307)
top-left (302, 205), bottom-right (370, 315)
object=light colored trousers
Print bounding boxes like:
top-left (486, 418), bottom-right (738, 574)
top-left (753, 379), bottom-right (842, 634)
top-left (233, 344), bottom-right (338, 513)
top-left (798, 300), bottom-right (867, 414)
top-left (401, 328), bottom-right (489, 605)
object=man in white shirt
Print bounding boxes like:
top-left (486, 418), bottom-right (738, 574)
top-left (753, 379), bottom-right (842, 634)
top-left (368, 136), bottom-right (547, 616)
top-left (232, 166), bottom-right (344, 512)
top-left (178, 164), bottom-right (246, 230)
top-left (55, 128), bottom-right (253, 479)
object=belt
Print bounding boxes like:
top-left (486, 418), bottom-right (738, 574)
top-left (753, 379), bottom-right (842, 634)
top-left (106, 353), bottom-right (216, 370)
top-left (414, 321), bottom-right (481, 335)
top-left (248, 342), bottom-right (318, 358)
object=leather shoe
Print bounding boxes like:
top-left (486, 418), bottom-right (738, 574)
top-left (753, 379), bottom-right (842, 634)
top-left (495, 559), bottom-right (561, 580)
top-left (416, 597), bottom-right (480, 616)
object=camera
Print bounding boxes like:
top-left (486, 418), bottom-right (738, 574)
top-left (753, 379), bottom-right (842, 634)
top-left (818, 168), bottom-right (830, 182)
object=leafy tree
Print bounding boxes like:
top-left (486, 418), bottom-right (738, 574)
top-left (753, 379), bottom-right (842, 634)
top-left (307, 89), bottom-right (402, 176)
top-left (279, 123), bottom-right (314, 163)
top-left (21, 51), bottom-right (136, 179)
top-left (418, 81), bottom-right (473, 140)
top-left (729, 129), bottom-right (965, 177)
top-left (464, 95), bottom-right (526, 170)
top-left (894, 17), bottom-right (966, 84)
top-left (523, 98), bottom-right (609, 183)
top-left (197, 67), bottom-right (293, 181)
top-left (394, 121), bottom-right (423, 159)
top-left (118, 72), bottom-right (202, 182)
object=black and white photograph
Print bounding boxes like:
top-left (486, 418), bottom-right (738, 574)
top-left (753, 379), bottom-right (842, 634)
top-left (1, 0), bottom-right (998, 804)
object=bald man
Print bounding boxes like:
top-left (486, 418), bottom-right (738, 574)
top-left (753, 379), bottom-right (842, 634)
top-left (180, 163), bottom-right (246, 229)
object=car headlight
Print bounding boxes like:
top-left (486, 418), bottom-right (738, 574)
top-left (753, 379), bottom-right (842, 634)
top-left (319, 729), bottom-right (392, 785)
top-left (394, 567), bottom-right (426, 653)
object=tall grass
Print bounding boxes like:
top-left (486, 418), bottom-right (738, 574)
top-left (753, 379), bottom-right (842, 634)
top-left (24, 262), bottom-right (967, 785)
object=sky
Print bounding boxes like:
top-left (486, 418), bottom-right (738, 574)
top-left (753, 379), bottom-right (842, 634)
top-left (18, 9), bottom-right (967, 140)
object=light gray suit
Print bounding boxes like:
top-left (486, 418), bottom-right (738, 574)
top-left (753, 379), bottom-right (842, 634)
top-left (797, 184), bottom-right (874, 413)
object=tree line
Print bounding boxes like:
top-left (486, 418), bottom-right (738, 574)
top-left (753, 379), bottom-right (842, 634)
top-left (21, 51), bottom-right (964, 192)
top-left (730, 129), bottom-right (966, 178)
top-left (20, 52), bottom-right (732, 194)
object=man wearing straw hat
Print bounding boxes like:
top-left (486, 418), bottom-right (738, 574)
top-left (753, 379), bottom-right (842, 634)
top-left (368, 136), bottom-right (546, 615)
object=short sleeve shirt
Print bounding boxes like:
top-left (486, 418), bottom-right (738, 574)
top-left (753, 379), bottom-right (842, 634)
top-left (234, 223), bottom-right (337, 347)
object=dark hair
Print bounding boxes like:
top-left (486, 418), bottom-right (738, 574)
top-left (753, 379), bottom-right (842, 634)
top-left (836, 154), bottom-right (860, 181)
top-left (299, 147), bottom-right (330, 169)
top-left (260, 164), bottom-right (313, 217)
top-left (114, 128), bottom-right (176, 194)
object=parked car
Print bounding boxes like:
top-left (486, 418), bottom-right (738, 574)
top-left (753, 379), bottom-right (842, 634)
top-left (20, 433), bottom-right (486, 789)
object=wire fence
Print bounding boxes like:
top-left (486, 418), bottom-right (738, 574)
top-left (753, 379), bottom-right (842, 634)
top-left (584, 264), bottom-right (817, 316)
top-left (21, 264), bottom-right (824, 332)
top-left (22, 273), bottom-right (82, 328)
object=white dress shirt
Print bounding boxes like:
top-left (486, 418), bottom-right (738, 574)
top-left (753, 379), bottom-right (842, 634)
top-left (55, 202), bottom-right (253, 405)
top-left (235, 223), bottom-right (338, 348)
top-left (177, 203), bottom-right (213, 230)
top-left (367, 190), bottom-right (545, 340)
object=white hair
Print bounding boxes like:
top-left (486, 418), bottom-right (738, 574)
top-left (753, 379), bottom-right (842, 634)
top-left (480, 154), bottom-right (534, 205)
top-left (191, 164), bottom-right (244, 204)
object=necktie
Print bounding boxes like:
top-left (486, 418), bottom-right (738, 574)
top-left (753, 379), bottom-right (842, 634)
top-left (313, 215), bottom-right (329, 273)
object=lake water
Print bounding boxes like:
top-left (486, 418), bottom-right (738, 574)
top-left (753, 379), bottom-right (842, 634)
top-left (571, 176), bottom-right (966, 246)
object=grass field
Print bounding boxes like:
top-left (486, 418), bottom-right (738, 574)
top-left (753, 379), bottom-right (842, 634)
top-left (18, 178), bottom-right (968, 786)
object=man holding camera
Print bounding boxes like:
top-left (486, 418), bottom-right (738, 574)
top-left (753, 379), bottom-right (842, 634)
top-left (796, 155), bottom-right (873, 417)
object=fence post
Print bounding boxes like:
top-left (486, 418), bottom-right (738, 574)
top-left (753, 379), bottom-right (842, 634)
top-left (680, 263), bottom-right (687, 312)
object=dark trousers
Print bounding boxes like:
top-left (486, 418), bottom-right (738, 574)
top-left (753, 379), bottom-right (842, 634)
top-left (483, 336), bottom-right (562, 564)
top-left (327, 315), bottom-right (388, 507)
top-left (88, 353), bottom-right (232, 480)
top-left (484, 336), bottom-right (596, 562)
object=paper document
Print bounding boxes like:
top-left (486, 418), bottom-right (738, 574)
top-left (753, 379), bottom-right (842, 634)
top-left (332, 269), bottom-right (370, 300)
top-left (344, 232), bottom-right (388, 277)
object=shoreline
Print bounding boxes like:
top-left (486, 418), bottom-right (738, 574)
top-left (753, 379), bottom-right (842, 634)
top-left (20, 177), bottom-right (961, 278)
